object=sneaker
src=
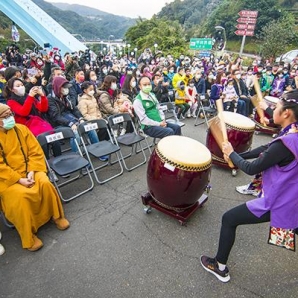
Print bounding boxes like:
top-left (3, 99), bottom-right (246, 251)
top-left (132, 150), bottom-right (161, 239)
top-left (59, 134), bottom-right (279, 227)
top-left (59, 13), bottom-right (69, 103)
top-left (179, 115), bottom-right (185, 120)
top-left (236, 184), bottom-right (259, 196)
top-left (53, 217), bottom-right (70, 231)
top-left (27, 235), bottom-right (43, 252)
top-left (200, 255), bottom-right (230, 283)
top-left (120, 128), bottom-right (126, 136)
top-left (192, 113), bottom-right (197, 118)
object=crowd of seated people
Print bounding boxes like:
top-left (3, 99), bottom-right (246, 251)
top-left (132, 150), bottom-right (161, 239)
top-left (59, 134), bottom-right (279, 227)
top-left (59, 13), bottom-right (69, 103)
top-left (0, 44), bottom-right (297, 255)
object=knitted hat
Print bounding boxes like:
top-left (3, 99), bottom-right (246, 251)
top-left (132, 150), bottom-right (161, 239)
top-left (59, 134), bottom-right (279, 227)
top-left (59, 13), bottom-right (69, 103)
top-left (0, 103), bottom-right (10, 118)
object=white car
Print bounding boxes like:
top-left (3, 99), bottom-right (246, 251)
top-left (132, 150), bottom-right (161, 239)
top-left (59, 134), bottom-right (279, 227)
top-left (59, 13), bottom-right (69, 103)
top-left (275, 50), bottom-right (298, 63)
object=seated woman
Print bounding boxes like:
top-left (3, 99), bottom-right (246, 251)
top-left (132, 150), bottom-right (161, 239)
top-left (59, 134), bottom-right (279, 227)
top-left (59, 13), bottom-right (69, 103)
top-left (4, 77), bottom-right (61, 160)
top-left (97, 75), bottom-right (129, 136)
top-left (0, 104), bottom-right (69, 251)
top-left (47, 76), bottom-right (99, 152)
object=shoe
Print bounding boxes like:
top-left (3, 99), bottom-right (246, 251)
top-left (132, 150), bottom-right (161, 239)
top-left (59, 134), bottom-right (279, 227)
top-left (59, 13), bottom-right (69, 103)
top-left (120, 128), bottom-right (126, 136)
top-left (0, 232), bottom-right (4, 255)
top-left (53, 218), bottom-right (70, 231)
top-left (0, 243), bottom-right (5, 255)
top-left (200, 255), bottom-right (230, 283)
top-left (236, 184), bottom-right (259, 196)
top-left (49, 169), bottom-right (59, 183)
top-left (179, 115), bottom-right (185, 120)
top-left (113, 129), bottom-right (118, 137)
top-left (192, 113), bottom-right (197, 118)
top-left (27, 235), bottom-right (43, 252)
top-left (99, 155), bottom-right (109, 162)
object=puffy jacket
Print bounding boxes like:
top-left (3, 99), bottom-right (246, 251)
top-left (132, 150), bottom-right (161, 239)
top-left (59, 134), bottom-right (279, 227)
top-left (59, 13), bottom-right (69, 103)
top-left (97, 91), bottom-right (120, 119)
top-left (78, 93), bottom-right (102, 120)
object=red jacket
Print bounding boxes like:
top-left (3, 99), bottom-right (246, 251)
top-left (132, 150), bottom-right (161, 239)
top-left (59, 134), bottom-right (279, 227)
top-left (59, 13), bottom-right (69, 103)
top-left (7, 95), bottom-right (48, 125)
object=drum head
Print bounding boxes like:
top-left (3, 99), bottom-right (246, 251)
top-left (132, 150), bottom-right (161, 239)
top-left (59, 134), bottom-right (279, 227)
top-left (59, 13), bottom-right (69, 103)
top-left (265, 96), bottom-right (279, 105)
top-left (157, 136), bottom-right (211, 168)
top-left (223, 111), bottom-right (255, 130)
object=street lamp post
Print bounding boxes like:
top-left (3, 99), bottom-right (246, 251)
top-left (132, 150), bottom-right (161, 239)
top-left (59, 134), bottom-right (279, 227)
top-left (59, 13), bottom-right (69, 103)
top-left (108, 35), bottom-right (114, 53)
top-left (154, 43), bottom-right (158, 54)
top-left (127, 44), bottom-right (131, 57)
top-left (214, 26), bottom-right (226, 55)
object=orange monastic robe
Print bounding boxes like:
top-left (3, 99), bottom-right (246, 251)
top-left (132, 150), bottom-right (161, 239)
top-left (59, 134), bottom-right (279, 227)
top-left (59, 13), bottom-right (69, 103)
top-left (0, 124), bottom-right (64, 248)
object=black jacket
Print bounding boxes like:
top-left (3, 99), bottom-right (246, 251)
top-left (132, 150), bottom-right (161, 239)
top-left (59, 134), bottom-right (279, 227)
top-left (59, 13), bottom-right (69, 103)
top-left (47, 94), bottom-right (83, 127)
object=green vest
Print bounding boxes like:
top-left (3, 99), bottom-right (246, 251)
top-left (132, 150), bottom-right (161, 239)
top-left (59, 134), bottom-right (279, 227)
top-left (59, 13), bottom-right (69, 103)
top-left (135, 93), bottom-right (162, 129)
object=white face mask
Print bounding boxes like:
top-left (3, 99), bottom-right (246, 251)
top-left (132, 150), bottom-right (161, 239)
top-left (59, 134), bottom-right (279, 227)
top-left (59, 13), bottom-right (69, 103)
top-left (61, 88), bottom-right (69, 96)
top-left (13, 85), bottom-right (26, 97)
top-left (131, 81), bottom-right (136, 88)
top-left (111, 83), bottom-right (117, 90)
top-left (90, 76), bottom-right (97, 81)
top-left (236, 74), bottom-right (241, 80)
top-left (136, 70), bottom-right (141, 76)
top-left (88, 90), bottom-right (95, 96)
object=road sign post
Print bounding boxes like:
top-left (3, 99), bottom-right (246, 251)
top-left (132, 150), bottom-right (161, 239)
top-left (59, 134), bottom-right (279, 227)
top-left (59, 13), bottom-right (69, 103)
top-left (236, 10), bottom-right (258, 57)
top-left (189, 38), bottom-right (213, 50)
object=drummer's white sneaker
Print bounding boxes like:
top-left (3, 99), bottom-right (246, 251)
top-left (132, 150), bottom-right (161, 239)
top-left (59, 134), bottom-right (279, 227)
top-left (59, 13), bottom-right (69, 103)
top-left (200, 256), bottom-right (230, 283)
top-left (236, 184), bottom-right (259, 196)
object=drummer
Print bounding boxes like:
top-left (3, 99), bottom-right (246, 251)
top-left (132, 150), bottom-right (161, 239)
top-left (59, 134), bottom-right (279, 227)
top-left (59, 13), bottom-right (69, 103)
top-left (201, 89), bottom-right (298, 282)
top-left (133, 76), bottom-right (181, 139)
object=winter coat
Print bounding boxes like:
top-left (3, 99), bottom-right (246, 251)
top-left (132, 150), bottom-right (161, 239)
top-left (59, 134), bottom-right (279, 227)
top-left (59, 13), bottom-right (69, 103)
top-left (78, 93), bottom-right (102, 120)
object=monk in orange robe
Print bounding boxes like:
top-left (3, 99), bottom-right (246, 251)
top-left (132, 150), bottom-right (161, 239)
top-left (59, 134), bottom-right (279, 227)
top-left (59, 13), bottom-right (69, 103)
top-left (0, 103), bottom-right (69, 251)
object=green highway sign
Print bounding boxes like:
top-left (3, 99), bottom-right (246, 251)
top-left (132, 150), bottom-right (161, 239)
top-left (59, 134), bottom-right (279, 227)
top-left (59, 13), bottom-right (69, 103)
top-left (189, 38), bottom-right (213, 50)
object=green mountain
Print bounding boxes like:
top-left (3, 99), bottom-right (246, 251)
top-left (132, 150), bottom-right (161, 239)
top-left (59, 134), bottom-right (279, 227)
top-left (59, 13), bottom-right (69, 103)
top-left (49, 2), bottom-right (110, 16)
top-left (32, 0), bottom-right (136, 39)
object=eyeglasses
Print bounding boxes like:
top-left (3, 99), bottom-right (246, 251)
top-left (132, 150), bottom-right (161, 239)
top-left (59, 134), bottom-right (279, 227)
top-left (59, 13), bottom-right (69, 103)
top-left (0, 112), bottom-right (14, 119)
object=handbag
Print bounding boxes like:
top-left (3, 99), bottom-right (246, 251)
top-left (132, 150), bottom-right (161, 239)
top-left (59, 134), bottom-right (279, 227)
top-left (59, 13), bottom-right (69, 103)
top-left (268, 226), bottom-right (295, 252)
top-left (25, 115), bottom-right (53, 136)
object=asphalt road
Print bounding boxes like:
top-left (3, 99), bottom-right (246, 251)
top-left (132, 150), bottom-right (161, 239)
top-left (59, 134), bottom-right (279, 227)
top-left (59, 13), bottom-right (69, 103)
top-left (1, 116), bottom-right (298, 298)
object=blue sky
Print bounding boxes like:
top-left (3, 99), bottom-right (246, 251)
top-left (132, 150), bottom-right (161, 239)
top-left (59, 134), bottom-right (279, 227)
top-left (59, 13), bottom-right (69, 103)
top-left (46, 0), bottom-right (175, 18)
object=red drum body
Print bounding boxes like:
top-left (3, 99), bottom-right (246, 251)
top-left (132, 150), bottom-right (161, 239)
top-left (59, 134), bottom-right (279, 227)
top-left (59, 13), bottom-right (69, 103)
top-left (254, 96), bottom-right (279, 134)
top-left (206, 111), bottom-right (255, 168)
top-left (147, 136), bottom-right (211, 211)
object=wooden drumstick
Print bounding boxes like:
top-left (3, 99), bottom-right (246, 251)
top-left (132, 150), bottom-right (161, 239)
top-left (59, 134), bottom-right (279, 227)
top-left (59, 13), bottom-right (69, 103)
top-left (252, 74), bottom-right (267, 126)
top-left (215, 98), bottom-right (234, 168)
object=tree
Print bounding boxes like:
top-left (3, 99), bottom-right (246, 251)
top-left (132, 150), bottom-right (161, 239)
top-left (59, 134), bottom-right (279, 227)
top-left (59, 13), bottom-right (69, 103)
top-left (257, 15), bottom-right (298, 59)
top-left (125, 18), bottom-right (188, 56)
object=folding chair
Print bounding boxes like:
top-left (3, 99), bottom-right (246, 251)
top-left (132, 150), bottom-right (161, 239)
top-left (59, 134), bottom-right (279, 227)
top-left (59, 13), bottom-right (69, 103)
top-left (37, 127), bottom-right (94, 202)
top-left (78, 119), bottom-right (124, 184)
top-left (0, 211), bottom-right (14, 228)
top-left (108, 113), bottom-right (148, 171)
top-left (194, 95), bottom-right (217, 126)
top-left (159, 101), bottom-right (185, 128)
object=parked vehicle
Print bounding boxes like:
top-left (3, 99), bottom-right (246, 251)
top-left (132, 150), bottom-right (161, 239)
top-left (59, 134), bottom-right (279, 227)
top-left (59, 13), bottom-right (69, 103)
top-left (275, 50), bottom-right (298, 63)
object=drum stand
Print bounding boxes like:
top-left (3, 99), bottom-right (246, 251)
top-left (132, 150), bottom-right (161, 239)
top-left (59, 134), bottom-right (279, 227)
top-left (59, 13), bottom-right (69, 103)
top-left (141, 186), bottom-right (211, 226)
